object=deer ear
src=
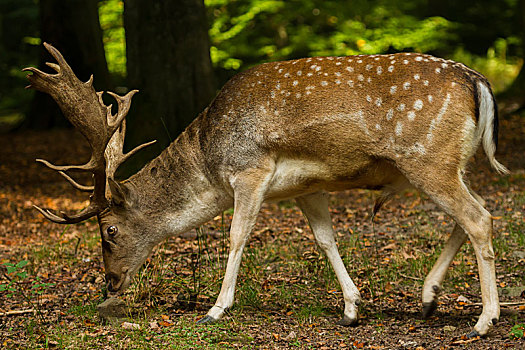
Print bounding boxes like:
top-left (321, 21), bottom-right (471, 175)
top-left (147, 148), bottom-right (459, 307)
top-left (108, 178), bottom-right (130, 207)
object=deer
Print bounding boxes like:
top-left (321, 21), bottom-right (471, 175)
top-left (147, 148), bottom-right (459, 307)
top-left (25, 43), bottom-right (509, 337)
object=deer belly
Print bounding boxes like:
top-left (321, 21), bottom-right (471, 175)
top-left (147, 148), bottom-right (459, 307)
top-left (265, 158), bottom-right (351, 201)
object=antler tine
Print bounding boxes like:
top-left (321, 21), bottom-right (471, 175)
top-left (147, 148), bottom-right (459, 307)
top-left (106, 90), bottom-right (139, 131)
top-left (58, 171), bottom-right (94, 192)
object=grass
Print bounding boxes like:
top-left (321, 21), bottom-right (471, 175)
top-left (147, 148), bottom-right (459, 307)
top-left (2, 179), bottom-right (525, 348)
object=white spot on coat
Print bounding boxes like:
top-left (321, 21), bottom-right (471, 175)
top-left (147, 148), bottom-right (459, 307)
top-left (366, 95), bottom-right (372, 102)
top-left (395, 121), bottom-right (403, 136)
top-left (375, 97), bottom-right (382, 107)
top-left (403, 82), bottom-right (411, 90)
top-left (414, 99), bottom-right (423, 110)
top-left (390, 86), bottom-right (397, 94)
top-left (358, 74), bottom-right (364, 81)
top-left (366, 64), bottom-right (373, 70)
top-left (284, 73), bottom-right (290, 78)
top-left (403, 59), bottom-right (409, 64)
top-left (414, 74), bottom-right (420, 80)
top-left (321, 81), bottom-right (328, 86)
top-left (377, 66), bottom-right (383, 74)
top-left (293, 80), bottom-right (299, 86)
top-left (428, 95), bottom-right (433, 102)
top-left (297, 71), bottom-right (302, 76)
top-left (346, 66), bottom-right (354, 73)
top-left (387, 109), bottom-right (394, 120)
top-left (397, 103), bottom-right (406, 111)
top-left (388, 65), bottom-right (394, 72)
top-left (415, 56), bottom-right (423, 61)
top-left (407, 111), bottom-right (416, 121)
top-left (435, 68), bottom-right (441, 73)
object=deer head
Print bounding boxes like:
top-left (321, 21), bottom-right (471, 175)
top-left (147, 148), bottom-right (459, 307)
top-left (25, 43), bottom-right (156, 292)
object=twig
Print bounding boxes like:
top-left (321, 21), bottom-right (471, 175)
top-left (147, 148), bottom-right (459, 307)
top-left (399, 273), bottom-right (422, 281)
top-left (0, 309), bottom-right (35, 316)
top-left (464, 301), bottom-right (525, 307)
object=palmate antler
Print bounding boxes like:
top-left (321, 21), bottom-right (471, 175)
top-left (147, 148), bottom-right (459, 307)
top-left (24, 43), bottom-right (155, 223)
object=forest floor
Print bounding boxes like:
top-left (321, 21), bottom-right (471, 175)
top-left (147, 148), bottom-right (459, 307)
top-left (0, 114), bottom-right (524, 349)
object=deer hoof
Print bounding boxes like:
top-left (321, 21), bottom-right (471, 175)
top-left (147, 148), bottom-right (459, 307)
top-left (196, 315), bottom-right (217, 324)
top-left (422, 301), bottom-right (438, 319)
top-left (466, 330), bottom-right (481, 339)
top-left (336, 315), bottom-right (358, 327)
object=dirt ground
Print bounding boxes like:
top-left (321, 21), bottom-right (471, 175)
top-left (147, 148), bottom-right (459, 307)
top-left (0, 114), bottom-right (524, 349)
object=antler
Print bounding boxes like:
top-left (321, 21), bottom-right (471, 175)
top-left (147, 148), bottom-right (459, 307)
top-left (24, 43), bottom-right (154, 223)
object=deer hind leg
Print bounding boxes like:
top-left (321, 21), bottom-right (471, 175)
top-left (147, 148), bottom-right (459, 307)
top-left (422, 190), bottom-right (486, 318)
top-left (198, 166), bottom-right (273, 324)
top-left (296, 192), bottom-right (361, 326)
top-left (410, 173), bottom-right (498, 336)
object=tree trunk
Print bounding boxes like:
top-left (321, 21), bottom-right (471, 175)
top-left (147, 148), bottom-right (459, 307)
top-left (123, 0), bottom-right (216, 173)
top-left (24, 0), bottom-right (110, 129)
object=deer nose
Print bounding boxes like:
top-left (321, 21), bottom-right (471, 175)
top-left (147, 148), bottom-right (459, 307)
top-left (105, 273), bottom-right (120, 292)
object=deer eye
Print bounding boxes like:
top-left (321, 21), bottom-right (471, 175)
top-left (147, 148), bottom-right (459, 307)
top-left (106, 225), bottom-right (118, 235)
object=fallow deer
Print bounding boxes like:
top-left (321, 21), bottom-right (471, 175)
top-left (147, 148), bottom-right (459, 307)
top-left (25, 43), bottom-right (508, 337)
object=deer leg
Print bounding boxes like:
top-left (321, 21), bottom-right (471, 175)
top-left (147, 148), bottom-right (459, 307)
top-left (296, 192), bottom-right (361, 326)
top-left (416, 177), bottom-right (498, 336)
top-left (422, 190), bottom-right (486, 318)
top-left (198, 168), bottom-right (272, 324)
top-left (422, 224), bottom-right (467, 318)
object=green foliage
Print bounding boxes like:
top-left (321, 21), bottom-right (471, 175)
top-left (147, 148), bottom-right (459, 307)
top-left (206, 0), bottom-right (455, 73)
top-left (1, 260), bottom-right (55, 321)
top-left (98, 0), bottom-right (126, 77)
top-left (509, 323), bottom-right (525, 339)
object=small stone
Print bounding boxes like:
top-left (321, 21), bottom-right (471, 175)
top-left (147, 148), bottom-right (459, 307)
top-left (443, 325), bottom-right (457, 332)
top-left (284, 331), bottom-right (297, 341)
top-left (121, 321), bottom-right (140, 330)
top-left (456, 295), bottom-right (472, 304)
top-left (512, 250), bottom-right (525, 259)
top-left (97, 297), bottom-right (127, 322)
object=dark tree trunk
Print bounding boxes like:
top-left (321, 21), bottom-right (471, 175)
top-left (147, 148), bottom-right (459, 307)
top-left (24, 0), bottom-right (110, 129)
top-left (123, 0), bottom-right (216, 173)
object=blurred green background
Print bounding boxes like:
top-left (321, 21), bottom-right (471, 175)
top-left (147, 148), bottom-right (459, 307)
top-left (1, 0), bottom-right (523, 136)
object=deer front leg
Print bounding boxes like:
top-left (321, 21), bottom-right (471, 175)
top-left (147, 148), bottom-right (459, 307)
top-left (296, 192), bottom-right (361, 326)
top-left (198, 167), bottom-right (272, 324)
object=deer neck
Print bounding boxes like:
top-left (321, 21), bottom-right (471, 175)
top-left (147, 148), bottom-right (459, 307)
top-left (126, 118), bottom-right (233, 240)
